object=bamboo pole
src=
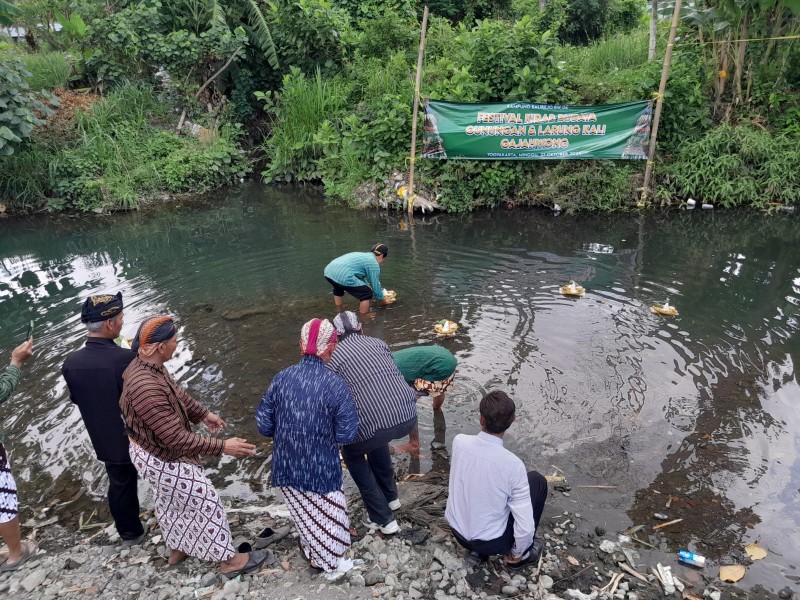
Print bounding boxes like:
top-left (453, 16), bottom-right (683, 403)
top-left (407, 6), bottom-right (429, 216)
top-left (640, 0), bottom-right (682, 206)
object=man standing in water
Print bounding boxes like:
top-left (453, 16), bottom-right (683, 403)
top-left (445, 391), bottom-right (547, 569)
top-left (324, 243), bottom-right (390, 314)
top-left (62, 292), bottom-right (146, 546)
top-left (0, 337), bottom-right (35, 572)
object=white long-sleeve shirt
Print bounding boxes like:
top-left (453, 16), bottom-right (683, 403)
top-left (445, 431), bottom-right (534, 557)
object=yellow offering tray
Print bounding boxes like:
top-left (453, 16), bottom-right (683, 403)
top-left (434, 320), bottom-right (459, 336)
top-left (651, 304), bottom-right (679, 317)
top-left (560, 281), bottom-right (585, 298)
top-left (383, 289), bottom-right (397, 304)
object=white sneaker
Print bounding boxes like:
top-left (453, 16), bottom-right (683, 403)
top-left (388, 499), bottom-right (401, 510)
top-left (363, 519), bottom-right (400, 535)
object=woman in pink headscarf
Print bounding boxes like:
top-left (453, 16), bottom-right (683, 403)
top-left (256, 318), bottom-right (359, 579)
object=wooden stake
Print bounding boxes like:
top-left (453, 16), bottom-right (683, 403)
top-left (407, 6), bottom-right (429, 216)
top-left (640, 0), bottom-right (682, 206)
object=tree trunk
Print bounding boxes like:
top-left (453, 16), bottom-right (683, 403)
top-left (648, 0), bottom-right (658, 62)
top-left (760, 6), bottom-right (784, 66)
top-left (733, 13), bottom-right (749, 105)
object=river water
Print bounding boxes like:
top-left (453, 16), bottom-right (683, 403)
top-left (0, 183), bottom-right (798, 591)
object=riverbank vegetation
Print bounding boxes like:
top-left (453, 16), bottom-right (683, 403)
top-left (1, 0), bottom-right (798, 214)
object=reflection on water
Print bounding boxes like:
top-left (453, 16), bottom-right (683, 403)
top-left (0, 185), bottom-right (798, 590)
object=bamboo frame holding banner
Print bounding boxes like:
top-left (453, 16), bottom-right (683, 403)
top-left (407, 6), bottom-right (429, 216)
top-left (640, 0), bottom-right (682, 206)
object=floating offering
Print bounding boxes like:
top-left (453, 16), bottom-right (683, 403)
top-left (382, 289), bottom-right (397, 304)
top-left (650, 299), bottom-right (679, 317)
top-left (560, 280), bottom-right (585, 298)
top-left (434, 319), bottom-right (458, 336)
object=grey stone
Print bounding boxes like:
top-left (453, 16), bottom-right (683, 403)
top-left (200, 572), bottom-right (218, 587)
top-left (20, 568), bottom-right (47, 593)
top-left (430, 561), bottom-right (443, 571)
top-left (511, 575), bottom-right (526, 586)
top-left (595, 526), bottom-right (605, 536)
top-left (385, 574), bottom-right (398, 587)
top-left (539, 575), bottom-right (554, 590)
top-left (553, 528), bottom-right (563, 536)
top-left (433, 548), bottom-right (464, 571)
top-left (409, 588), bottom-right (424, 599)
top-left (365, 571), bottom-right (385, 586)
top-left (501, 585), bottom-right (518, 596)
top-left (350, 574), bottom-right (366, 588)
top-left (157, 586), bottom-right (177, 600)
top-left (626, 593), bottom-right (639, 600)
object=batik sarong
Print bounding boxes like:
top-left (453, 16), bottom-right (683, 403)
top-left (130, 443), bottom-right (235, 562)
top-left (414, 373), bottom-right (456, 396)
top-left (0, 444), bottom-right (18, 524)
top-left (281, 486), bottom-right (350, 572)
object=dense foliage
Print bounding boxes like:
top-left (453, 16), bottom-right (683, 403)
top-left (1, 0), bottom-right (798, 213)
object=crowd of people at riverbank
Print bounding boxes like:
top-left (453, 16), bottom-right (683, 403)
top-left (0, 242), bottom-right (548, 582)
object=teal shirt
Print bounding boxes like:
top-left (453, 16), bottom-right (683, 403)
top-left (324, 252), bottom-right (384, 300)
top-left (0, 364), bottom-right (23, 444)
top-left (393, 346), bottom-right (457, 384)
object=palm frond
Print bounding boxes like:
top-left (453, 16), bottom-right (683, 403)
top-left (245, 0), bottom-right (279, 70)
top-left (210, 0), bottom-right (226, 26)
top-left (0, 0), bottom-right (22, 26)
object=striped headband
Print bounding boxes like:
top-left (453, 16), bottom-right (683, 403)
top-left (301, 318), bottom-right (337, 357)
top-left (132, 316), bottom-right (176, 355)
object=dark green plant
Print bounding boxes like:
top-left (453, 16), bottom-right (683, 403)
top-left (0, 58), bottom-right (58, 156)
top-left (659, 123), bottom-right (799, 208)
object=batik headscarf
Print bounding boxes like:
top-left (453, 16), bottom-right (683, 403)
top-left (332, 311), bottom-right (362, 340)
top-left (300, 318), bottom-right (337, 358)
top-left (131, 315), bottom-right (177, 356)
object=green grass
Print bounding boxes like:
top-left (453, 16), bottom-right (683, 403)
top-left (20, 52), bottom-right (71, 90)
top-left (568, 29), bottom-right (651, 72)
top-left (262, 67), bottom-right (352, 183)
top-left (1, 83), bottom-right (248, 212)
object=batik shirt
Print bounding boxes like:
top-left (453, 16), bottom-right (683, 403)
top-left (256, 355), bottom-right (359, 494)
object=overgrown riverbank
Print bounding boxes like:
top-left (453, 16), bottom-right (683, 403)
top-left (1, 0), bottom-right (799, 214)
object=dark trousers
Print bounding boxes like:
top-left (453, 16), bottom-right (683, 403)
top-left (105, 462), bottom-right (144, 540)
top-left (452, 470), bottom-right (548, 557)
top-left (341, 417), bottom-right (416, 527)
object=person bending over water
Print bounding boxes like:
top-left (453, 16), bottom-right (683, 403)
top-left (392, 345), bottom-right (456, 455)
top-left (120, 316), bottom-right (268, 577)
top-left (324, 243), bottom-right (390, 314)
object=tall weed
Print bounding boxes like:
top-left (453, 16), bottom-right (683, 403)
top-left (260, 67), bottom-right (351, 183)
top-left (21, 52), bottom-right (71, 90)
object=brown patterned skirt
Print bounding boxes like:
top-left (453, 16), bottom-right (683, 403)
top-left (130, 443), bottom-right (235, 562)
top-left (281, 486), bottom-right (351, 572)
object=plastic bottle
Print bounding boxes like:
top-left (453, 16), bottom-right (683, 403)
top-left (678, 550), bottom-right (706, 568)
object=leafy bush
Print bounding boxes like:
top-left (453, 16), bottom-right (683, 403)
top-left (426, 16), bottom-right (573, 103)
top-left (267, 0), bottom-right (352, 80)
top-left (607, 0), bottom-right (644, 34)
top-left (353, 10), bottom-right (419, 60)
top-left (0, 58), bottom-right (58, 156)
top-left (659, 124), bottom-right (799, 208)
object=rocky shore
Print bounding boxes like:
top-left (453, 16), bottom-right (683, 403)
top-left (0, 473), bottom-right (790, 600)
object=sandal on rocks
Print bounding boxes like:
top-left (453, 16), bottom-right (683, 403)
top-left (0, 540), bottom-right (38, 573)
top-left (254, 525), bottom-right (290, 550)
top-left (223, 550), bottom-right (273, 579)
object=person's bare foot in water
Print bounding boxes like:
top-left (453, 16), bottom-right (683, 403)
top-left (168, 549), bottom-right (188, 565)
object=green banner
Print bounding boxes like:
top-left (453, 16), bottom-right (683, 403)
top-left (422, 100), bottom-right (652, 160)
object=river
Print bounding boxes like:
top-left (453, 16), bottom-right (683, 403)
top-left (0, 183), bottom-right (798, 591)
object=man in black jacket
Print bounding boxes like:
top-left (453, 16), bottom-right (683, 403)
top-left (62, 292), bottom-right (145, 546)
